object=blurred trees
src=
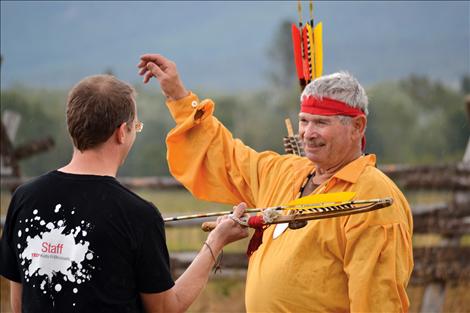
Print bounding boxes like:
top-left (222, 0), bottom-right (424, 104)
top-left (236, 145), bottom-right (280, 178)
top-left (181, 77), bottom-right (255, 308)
top-left (461, 74), bottom-right (470, 94)
top-left (1, 74), bottom-right (468, 176)
top-left (1, 87), bottom-right (70, 175)
top-left (267, 20), bottom-right (296, 90)
top-left (366, 76), bottom-right (469, 164)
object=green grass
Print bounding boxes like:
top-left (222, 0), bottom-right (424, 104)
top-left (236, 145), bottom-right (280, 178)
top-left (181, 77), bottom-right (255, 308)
top-left (188, 277), bottom-right (246, 313)
top-left (1, 188), bottom-right (233, 216)
top-left (2, 188), bottom-right (467, 250)
top-left (404, 189), bottom-right (453, 206)
top-left (136, 189), bottom-right (232, 214)
top-left (133, 189), bottom-right (249, 252)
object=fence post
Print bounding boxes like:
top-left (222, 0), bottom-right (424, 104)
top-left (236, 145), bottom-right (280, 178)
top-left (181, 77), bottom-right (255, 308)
top-left (420, 96), bottom-right (470, 313)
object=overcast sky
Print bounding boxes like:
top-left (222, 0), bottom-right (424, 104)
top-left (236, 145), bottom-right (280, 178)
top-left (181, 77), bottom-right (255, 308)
top-left (1, 1), bottom-right (469, 92)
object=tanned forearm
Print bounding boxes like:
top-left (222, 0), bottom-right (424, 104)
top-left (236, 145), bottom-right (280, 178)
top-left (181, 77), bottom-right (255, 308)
top-left (171, 236), bottom-right (223, 312)
top-left (140, 203), bottom-right (248, 313)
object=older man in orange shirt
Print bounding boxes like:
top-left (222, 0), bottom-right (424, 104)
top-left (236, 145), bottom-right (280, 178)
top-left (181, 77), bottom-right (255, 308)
top-left (138, 54), bottom-right (413, 313)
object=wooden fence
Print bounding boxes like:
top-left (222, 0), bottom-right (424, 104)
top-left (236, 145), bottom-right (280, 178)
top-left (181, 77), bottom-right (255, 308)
top-left (1, 164), bottom-right (469, 312)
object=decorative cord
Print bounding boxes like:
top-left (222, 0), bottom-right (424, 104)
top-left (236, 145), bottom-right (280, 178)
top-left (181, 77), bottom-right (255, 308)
top-left (204, 242), bottom-right (223, 273)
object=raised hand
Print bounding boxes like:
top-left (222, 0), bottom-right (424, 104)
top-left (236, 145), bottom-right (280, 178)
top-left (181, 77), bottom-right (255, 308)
top-left (137, 54), bottom-right (189, 100)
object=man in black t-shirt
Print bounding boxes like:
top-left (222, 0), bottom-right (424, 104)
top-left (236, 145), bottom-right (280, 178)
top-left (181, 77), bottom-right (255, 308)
top-left (0, 75), bottom-right (248, 313)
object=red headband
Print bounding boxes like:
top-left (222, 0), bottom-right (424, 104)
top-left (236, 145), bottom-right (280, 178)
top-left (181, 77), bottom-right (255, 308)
top-left (301, 96), bottom-right (365, 117)
top-left (300, 96), bottom-right (367, 151)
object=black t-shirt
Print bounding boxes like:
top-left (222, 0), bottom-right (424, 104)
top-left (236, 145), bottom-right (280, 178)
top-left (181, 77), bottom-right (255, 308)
top-left (0, 170), bottom-right (175, 312)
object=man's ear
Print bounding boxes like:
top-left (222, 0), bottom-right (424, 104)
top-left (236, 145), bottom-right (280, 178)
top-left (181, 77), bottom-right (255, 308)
top-left (352, 115), bottom-right (367, 136)
top-left (115, 122), bottom-right (128, 144)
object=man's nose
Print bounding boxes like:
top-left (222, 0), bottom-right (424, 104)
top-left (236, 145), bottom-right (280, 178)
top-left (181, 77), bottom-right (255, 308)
top-left (302, 123), bottom-right (319, 139)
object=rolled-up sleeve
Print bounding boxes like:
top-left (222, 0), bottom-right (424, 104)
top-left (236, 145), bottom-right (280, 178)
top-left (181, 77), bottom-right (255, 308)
top-left (165, 93), bottom-right (291, 207)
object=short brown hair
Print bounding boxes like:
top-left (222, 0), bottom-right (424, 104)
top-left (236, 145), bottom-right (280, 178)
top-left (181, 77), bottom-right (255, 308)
top-left (66, 75), bottom-right (136, 151)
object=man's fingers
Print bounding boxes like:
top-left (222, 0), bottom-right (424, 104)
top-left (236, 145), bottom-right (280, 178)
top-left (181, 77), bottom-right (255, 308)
top-left (138, 66), bottom-right (148, 76)
top-left (232, 202), bottom-right (247, 218)
top-left (137, 59), bottom-right (146, 69)
top-left (216, 215), bottom-right (226, 225)
top-left (137, 60), bottom-right (149, 77)
top-left (138, 53), bottom-right (188, 100)
top-left (140, 53), bottom-right (170, 67)
top-left (143, 71), bottom-right (153, 84)
top-left (143, 62), bottom-right (165, 84)
top-left (138, 54), bottom-right (167, 82)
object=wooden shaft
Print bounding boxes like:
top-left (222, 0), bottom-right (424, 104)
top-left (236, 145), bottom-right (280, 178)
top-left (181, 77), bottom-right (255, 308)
top-left (285, 118), bottom-right (294, 137)
top-left (200, 199), bottom-right (392, 232)
top-left (201, 222), bottom-right (217, 232)
top-left (172, 198), bottom-right (392, 224)
top-left (297, 0), bottom-right (302, 26)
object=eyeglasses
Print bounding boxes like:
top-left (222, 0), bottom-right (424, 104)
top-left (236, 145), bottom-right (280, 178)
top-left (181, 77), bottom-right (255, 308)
top-left (135, 120), bottom-right (144, 133)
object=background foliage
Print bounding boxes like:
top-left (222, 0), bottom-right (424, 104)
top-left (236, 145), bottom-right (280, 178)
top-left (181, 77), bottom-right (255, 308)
top-left (1, 73), bottom-right (469, 177)
top-left (1, 18), bottom-right (469, 176)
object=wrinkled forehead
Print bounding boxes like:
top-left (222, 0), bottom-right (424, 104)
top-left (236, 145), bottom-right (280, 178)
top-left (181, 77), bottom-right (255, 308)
top-left (298, 112), bottom-right (340, 120)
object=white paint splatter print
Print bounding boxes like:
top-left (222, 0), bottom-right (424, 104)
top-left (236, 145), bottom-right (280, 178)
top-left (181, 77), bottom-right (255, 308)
top-left (16, 203), bottom-right (95, 305)
top-left (22, 226), bottom-right (90, 282)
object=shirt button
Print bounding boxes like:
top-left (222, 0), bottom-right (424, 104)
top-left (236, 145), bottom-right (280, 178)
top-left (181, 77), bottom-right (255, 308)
top-left (191, 100), bottom-right (198, 108)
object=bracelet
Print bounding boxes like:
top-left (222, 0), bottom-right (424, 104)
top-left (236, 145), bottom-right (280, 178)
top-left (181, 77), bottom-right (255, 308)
top-left (204, 241), bottom-right (223, 273)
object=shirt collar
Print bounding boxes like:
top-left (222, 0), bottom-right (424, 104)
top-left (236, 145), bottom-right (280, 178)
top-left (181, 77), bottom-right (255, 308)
top-left (292, 154), bottom-right (377, 194)
top-left (333, 154), bottom-right (376, 184)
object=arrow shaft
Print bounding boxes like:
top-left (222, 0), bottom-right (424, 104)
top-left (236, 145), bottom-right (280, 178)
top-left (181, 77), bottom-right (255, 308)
top-left (163, 198), bottom-right (390, 223)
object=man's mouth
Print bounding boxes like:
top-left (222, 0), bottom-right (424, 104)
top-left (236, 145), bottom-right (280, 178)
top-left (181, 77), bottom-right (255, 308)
top-left (304, 141), bottom-right (326, 149)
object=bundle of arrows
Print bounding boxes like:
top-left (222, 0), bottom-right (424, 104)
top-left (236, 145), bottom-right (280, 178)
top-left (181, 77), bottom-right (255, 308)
top-left (163, 192), bottom-right (394, 232)
top-left (284, 1), bottom-right (323, 155)
top-left (292, 0), bottom-right (323, 90)
top-left (283, 118), bottom-right (305, 156)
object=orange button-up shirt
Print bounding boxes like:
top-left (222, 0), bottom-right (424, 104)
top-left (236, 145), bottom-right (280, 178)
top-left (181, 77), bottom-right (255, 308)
top-left (166, 93), bottom-right (413, 313)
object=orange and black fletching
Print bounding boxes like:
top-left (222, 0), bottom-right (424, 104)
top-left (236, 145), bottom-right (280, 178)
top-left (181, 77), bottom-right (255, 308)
top-left (291, 23), bottom-right (306, 90)
top-left (302, 25), bottom-right (312, 82)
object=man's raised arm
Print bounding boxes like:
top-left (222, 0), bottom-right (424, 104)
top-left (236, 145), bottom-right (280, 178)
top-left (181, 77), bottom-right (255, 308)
top-left (137, 53), bottom-right (267, 206)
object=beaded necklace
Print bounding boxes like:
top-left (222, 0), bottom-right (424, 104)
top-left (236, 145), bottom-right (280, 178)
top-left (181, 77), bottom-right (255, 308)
top-left (297, 169), bottom-right (319, 198)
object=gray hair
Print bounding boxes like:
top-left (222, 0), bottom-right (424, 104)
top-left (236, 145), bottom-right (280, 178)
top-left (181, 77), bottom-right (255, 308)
top-left (300, 71), bottom-right (369, 116)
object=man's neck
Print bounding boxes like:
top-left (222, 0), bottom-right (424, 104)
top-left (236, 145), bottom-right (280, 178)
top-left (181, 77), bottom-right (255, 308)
top-left (311, 152), bottom-right (362, 186)
top-left (59, 148), bottom-right (120, 177)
